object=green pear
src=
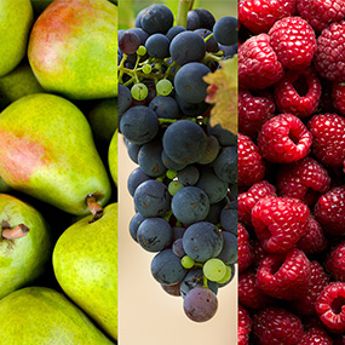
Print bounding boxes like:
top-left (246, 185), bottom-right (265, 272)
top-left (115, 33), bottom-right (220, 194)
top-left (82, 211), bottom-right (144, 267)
top-left (0, 63), bottom-right (44, 109)
top-left (0, 194), bottom-right (50, 300)
top-left (0, 93), bottom-right (111, 216)
top-left (0, 287), bottom-right (114, 344)
top-left (53, 203), bottom-right (117, 340)
top-left (108, 131), bottom-right (118, 185)
top-left (0, 178), bottom-right (9, 193)
top-left (0, 0), bottom-right (33, 77)
top-left (28, 0), bottom-right (117, 100)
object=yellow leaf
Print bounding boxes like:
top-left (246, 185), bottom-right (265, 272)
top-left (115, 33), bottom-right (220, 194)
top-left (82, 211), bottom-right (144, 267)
top-left (203, 56), bottom-right (238, 134)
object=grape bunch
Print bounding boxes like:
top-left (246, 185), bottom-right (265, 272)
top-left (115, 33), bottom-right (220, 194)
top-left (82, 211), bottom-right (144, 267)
top-left (118, 4), bottom-right (237, 322)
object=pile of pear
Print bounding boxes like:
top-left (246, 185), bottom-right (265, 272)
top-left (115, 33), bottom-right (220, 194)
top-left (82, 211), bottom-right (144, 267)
top-left (0, 0), bottom-right (118, 343)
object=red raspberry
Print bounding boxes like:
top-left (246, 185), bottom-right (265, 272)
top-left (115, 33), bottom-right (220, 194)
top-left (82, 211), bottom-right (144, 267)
top-left (316, 282), bottom-right (345, 333)
top-left (308, 114), bottom-right (345, 168)
top-left (269, 17), bottom-right (317, 71)
top-left (238, 223), bottom-right (254, 273)
top-left (298, 217), bottom-right (328, 255)
top-left (239, 0), bottom-right (296, 34)
top-left (274, 69), bottom-right (321, 118)
top-left (238, 133), bottom-right (266, 187)
top-left (333, 82), bottom-right (345, 116)
top-left (252, 196), bottom-right (310, 254)
top-left (315, 21), bottom-right (345, 82)
top-left (239, 305), bottom-right (252, 345)
top-left (294, 261), bottom-right (330, 315)
top-left (253, 307), bottom-right (304, 345)
top-left (298, 327), bottom-right (332, 345)
top-left (326, 242), bottom-right (345, 282)
top-left (258, 114), bottom-right (312, 163)
top-left (239, 90), bottom-right (276, 138)
top-left (277, 157), bottom-right (331, 205)
top-left (251, 240), bottom-right (266, 265)
top-left (257, 248), bottom-right (311, 300)
top-left (238, 181), bottom-right (276, 226)
top-left (314, 186), bottom-right (345, 236)
top-left (239, 34), bottom-right (284, 90)
top-left (297, 0), bottom-right (345, 32)
top-left (239, 271), bottom-right (270, 310)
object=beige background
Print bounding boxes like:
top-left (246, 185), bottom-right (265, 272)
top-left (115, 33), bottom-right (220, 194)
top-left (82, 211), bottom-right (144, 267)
top-left (118, 137), bottom-right (237, 344)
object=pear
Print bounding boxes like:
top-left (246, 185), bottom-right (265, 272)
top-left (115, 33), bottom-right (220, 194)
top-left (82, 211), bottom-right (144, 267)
top-left (28, 0), bottom-right (117, 100)
top-left (0, 194), bottom-right (50, 300)
top-left (53, 203), bottom-right (118, 340)
top-left (0, 287), bottom-right (114, 344)
top-left (0, 178), bottom-right (9, 193)
top-left (0, 94), bottom-right (111, 216)
top-left (108, 131), bottom-right (118, 185)
top-left (0, 0), bottom-right (33, 77)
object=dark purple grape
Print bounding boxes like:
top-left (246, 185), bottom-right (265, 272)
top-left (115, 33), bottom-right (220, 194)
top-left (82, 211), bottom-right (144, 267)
top-left (119, 31), bottom-right (141, 55)
top-left (161, 283), bottom-right (181, 297)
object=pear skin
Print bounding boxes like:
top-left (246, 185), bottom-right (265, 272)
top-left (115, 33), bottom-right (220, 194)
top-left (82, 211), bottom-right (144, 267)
top-left (0, 287), bottom-right (115, 345)
top-left (0, 0), bottom-right (33, 77)
top-left (108, 131), bottom-right (118, 185)
top-left (0, 194), bottom-right (50, 299)
top-left (0, 94), bottom-right (111, 216)
top-left (53, 203), bottom-right (117, 340)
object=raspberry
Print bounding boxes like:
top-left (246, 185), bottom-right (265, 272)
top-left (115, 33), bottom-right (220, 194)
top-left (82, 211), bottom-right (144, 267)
top-left (298, 217), bottom-right (328, 255)
top-left (238, 133), bottom-right (266, 187)
top-left (294, 261), bottom-right (330, 315)
top-left (277, 157), bottom-right (330, 205)
top-left (314, 186), bottom-right (345, 236)
top-left (326, 242), bottom-right (345, 282)
top-left (297, 0), bottom-right (345, 32)
top-left (316, 282), bottom-right (345, 333)
top-left (252, 196), bottom-right (310, 254)
top-left (239, 271), bottom-right (270, 310)
top-left (308, 114), bottom-right (345, 168)
top-left (239, 305), bottom-right (252, 345)
top-left (238, 181), bottom-right (276, 226)
top-left (333, 82), bottom-right (345, 116)
top-left (269, 17), bottom-right (317, 71)
top-left (238, 223), bottom-right (254, 273)
top-left (315, 21), bottom-right (345, 82)
top-left (251, 240), bottom-right (266, 265)
top-left (239, 0), bottom-right (296, 34)
top-left (298, 327), bottom-right (333, 345)
top-left (238, 90), bottom-right (276, 138)
top-left (274, 69), bottom-right (321, 118)
top-left (257, 248), bottom-right (311, 300)
top-left (239, 34), bottom-right (284, 90)
top-left (253, 307), bottom-right (304, 345)
top-left (258, 114), bottom-right (312, 163)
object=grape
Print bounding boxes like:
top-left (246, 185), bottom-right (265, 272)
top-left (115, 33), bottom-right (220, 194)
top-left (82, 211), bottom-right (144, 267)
top-left (174, 63), bottom-right (210, 104)
top-left (156, 79), bottom-right (173, 96)
top-left (145, 33), bottom-right (170, 58)
top-left (194, 28), bottom-right (219, 53)
top-left (118, 84), bottom-right (132, 115)
top-left (149, 96), bottom-right (179, 119)
top-left (134, 179), bottom-right (171, 217)
top-left (213, 146), bottom-right (237, 183)
top-left (126, 141), bottom-right (140, 164)
top-left (137, 218), bottom-right (173, 252)
top-left (220, 202), bottom-right (237, 234)
top-left (120, 106), bottom-right (158, 145)
top-left (131, 83), bottom-right (149, 101)
top-left (137, 45), bottom-right (147, 56)
top-left (141, 4), bottom-right (174, 34)
top-left (194, 9), bottom-right (216, 30)
top-left (138, 141), bottom-right (166, 177)
top-left (151, 249), bottom-right (187, 285)
top-left (181, 256), bottom-right (195, 269)
top-left (166, 26), bottom-right (186, 41)
top-left (119, 31), bottom-right (141, 55)
top-left (218, 232), bottom-right (237, 265)
top-left (135, 8), bottom-right (145, 28)
top-left (213, 16), bottom-right (238, 46)
top-left (166, 169), bottom-right (177, 179)
top-left (218, 265), bottom-right (234, 286)
top-left (172, 239), bottom-right (186, 258)
top-left (170, 32), bottom-right (206, 65)
top-left (128, 28), bottom-right (149, 45)
top-left (219, 43), bottom-right (238, 58)
top-left (161, 151), bottom-right (187, 171)
top-left (187, 10), bottom-right (201, 30)
top-left (172, 187), bottom-right (210, 224)
top-left (203, 258), bottom-right (226, 282)
top-left (168, 181), bottom-right (183, 196)
top-left (175, 94), bottom-right (210, 116)
top-left (183, 287), bottom-right (218, 322)
top-left (129, 213), bottom-right (145, 242)
top-left (177, 166), bottom-right (200, 186)
top-left (161, 283), bottom-right (181, 297)
top-left (127, 167), bottom-right (150, 196)
top-left (205, 199), bottom-right (227, 224)
top-left (173, 227), bottom-right (186, 241)
top-left (182, 222), bottom-right (223, 262)
top-left (207, 124), bottom-right (237, 146)
top-left (198, 136), bottom-right (220, 165)
top-left (162, 120), bottom-right (207, 165)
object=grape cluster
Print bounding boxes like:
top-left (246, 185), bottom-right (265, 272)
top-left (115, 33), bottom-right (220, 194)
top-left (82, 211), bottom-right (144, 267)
top-left (118, 4), bottom-right (237, 323)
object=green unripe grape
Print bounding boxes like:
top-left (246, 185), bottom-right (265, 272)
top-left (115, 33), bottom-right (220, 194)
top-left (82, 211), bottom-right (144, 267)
top-left (137, 45), bottom-right (147, 56)
top-left (181, 256), bottom-right (195, 269)
top-left (203, 258), bottom-right (227, 282)
top-left (156, 79), bottom-right (173, 96)
top-left (166, 170), bottom-right (177, 179)
top-left (143, 64), bottom-right (152, 74)
top-left (168, 181), bottom-right (183, 195)
top-left (131, 83), bottom-right (148, 101)
top-left (217, 265), bottom-right (233, 284)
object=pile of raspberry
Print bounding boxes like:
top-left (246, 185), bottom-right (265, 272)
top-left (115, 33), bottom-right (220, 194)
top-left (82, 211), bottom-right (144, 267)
top-left (238, 0), bottom-right (345, 344)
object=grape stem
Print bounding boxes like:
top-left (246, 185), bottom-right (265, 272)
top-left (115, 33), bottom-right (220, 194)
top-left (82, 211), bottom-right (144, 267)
top-left (176, 0), bottom-right (195, 27)
top-left (203, 275), bottom-right (209, 288)
top-left (204, 33), bottom-right (214, 43)
top-left (1, 222), bottom-right (29, 240)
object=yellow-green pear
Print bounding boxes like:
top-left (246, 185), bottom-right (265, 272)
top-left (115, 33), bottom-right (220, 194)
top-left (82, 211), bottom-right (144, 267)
top-left (0, 94), bottom-right (111, 216)
top-left (109, 131), bottom-right (118, 185)
top-left (0, 287), bottom-right (115, 345)
top-left (53, 203), bottom-right (118, 340)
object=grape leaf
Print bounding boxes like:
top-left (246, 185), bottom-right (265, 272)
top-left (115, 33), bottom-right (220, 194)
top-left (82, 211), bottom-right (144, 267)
top-left (203, 56), bottom-right (238, 134)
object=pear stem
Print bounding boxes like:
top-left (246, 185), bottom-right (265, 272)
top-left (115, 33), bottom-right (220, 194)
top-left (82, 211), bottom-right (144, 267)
top-left (86, 195), bottom-right (103, 222)
top-left (1, 224), bottom-right (29, 240)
